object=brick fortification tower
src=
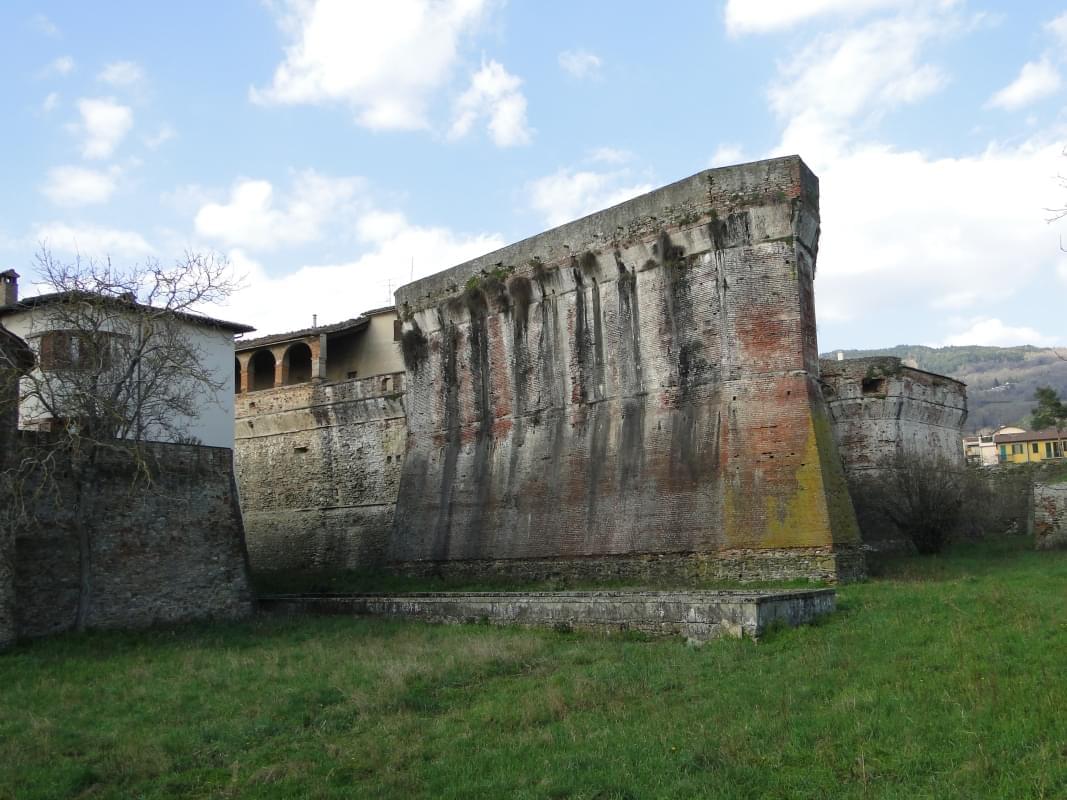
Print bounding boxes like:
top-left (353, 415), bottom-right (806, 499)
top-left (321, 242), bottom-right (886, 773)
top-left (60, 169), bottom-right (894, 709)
top-left (389, 156), bottom-right (864, 584)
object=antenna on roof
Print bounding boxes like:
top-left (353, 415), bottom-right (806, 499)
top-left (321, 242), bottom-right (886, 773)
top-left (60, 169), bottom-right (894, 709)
top-left (410, 256), bottom-right (414, 282)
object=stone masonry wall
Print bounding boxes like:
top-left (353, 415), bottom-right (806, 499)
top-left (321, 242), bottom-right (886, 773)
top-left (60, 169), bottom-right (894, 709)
top-left (392, 156), bottom-right (863, 583)
top-left (15, 439), bottom-right (253, 638)
top-left (234, 372), bottom-right (407, 574)
top-left (1032, 483), bottom-right (1067, 550)
top-left (0, 329), bottom-right (31, 650)
top-left (820, 356), bottom-right (968, 548)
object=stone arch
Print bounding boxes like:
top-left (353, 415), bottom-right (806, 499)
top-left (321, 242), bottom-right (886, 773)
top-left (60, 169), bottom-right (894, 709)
top-left (249, 349), bottom-right (276, 391)
top-left (283, 342), bottom-right (313, 385)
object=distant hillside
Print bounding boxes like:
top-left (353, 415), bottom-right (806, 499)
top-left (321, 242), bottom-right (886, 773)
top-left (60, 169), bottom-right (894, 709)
top-left (820, 345), bottom-right (1067, 433)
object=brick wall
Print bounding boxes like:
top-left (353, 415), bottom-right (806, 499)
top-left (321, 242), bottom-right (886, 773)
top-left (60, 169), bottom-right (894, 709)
top-left (0, 329), bottom-right (31, 649)
top-left (234, 372), bottom-right (407, 574)
top-left (1032, 483), bottom-right (1067, 550)
top-left (391, 156), bottom-right (863, 583)
top-left (14, 439), bottom-right (253, 638)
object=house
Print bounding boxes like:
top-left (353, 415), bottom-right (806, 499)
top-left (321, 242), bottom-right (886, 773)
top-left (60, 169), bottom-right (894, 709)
top-left (234, 305), bottom-right (402, 392)
top-left (963, 426), bottom-right (1024, 467)
top-left (0, 270), bottom-right (254, 448)
top-left (994, 428), bottom-right (1067, 465)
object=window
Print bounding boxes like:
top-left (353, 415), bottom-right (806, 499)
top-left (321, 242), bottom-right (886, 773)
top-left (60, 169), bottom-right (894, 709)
top-left (37, 330), bottom-right (118, 371)
top-left (1032, 443), bottom-right (1040, 454)
top-left (1012, 443), bottom-right (1024, 455)
top-left (861, 377), bottom-right (886, 395)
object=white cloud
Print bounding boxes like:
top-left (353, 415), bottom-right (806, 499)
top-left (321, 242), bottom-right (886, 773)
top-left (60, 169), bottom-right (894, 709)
top-left (194, 171), bottom-right (366, 251)
top-left (214, 220), bottom-right (505, 334)
top-left (527, 168), bottom-right (653, 228)
top-left (810, 138), bottom-right (1067, 330)
top-left (558, 49), bottom-right (602, 79)
top-left (42, 92), bottom-right (60, 113)
top-left (97, 60), bottom-right (145, 87)
top-left (588, 147), bottom-right (632, 165)
top-left (75, 97), bottom-right (134, 159)
top-left (41, 165), bottom-right (120, 207)
top-left (42, 56), bottom-right (75, 77)
top-left (941, 318), bottom-right (1058, 347)
top-left (30, 14), bottom-right (60, 37)
top-left (724, 0), bottom-right (918, 35)
top-left (986, 59), bottom-right (1062, 111)
top-left (145, 125), bottom-right (176, 149)
top-left (709, 144), bottom-right (745, 167)
top-left (1047, 11), bottom-right (1067, 46)
top-left (34, 222), bottom-right (153, 259)
top-left (449, 60), bottom-right (531, 147)
top-left (252, 0), bottom-right (488, 131)
top-left (769, 13), bottom-right (950, 156)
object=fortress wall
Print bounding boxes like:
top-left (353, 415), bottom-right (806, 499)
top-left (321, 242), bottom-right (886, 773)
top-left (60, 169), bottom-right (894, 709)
top-left (391, 156), bottom-right (863, 582)
top-left (234, 372), bottom-right (408, 574)
top-left (820, 357), bottom-right (968, 549)
top-left (820, 357), bottom-right (968, 474)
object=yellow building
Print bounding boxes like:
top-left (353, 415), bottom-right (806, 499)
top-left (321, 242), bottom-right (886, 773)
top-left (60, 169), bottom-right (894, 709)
top-left (994, 428), bottom-right (1067, 464)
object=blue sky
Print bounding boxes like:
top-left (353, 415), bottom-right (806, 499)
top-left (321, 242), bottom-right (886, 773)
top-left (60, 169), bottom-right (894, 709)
top-left (2, 0), bottom-right (1066, 351)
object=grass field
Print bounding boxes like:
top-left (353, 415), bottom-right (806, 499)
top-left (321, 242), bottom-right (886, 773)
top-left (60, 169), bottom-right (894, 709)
top-left (2, 539), bottom-right (1065, 799)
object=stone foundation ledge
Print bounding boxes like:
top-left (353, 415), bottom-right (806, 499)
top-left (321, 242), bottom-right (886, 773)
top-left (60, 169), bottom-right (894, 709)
top-left (258, 588), bottom-right (836, 643)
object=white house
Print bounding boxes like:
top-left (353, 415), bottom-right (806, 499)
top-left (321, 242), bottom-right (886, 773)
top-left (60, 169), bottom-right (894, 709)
top-left (0, 269), bottom-right (253, 449)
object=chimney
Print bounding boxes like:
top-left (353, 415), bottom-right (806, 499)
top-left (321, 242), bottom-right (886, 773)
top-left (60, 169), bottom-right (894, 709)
top-left (0, 270), bottom-right (18, 307)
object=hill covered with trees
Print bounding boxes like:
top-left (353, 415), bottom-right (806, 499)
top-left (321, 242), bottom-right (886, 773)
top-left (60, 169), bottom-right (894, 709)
top-left (821, 345), bottom-right (1067, 432)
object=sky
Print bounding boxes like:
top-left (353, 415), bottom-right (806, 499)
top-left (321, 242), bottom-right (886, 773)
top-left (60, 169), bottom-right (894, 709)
top-left (1, 0), bottom-right (1066, 351)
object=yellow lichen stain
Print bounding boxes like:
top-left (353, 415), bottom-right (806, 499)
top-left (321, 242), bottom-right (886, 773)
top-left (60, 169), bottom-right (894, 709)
top-left (722, 403), bottom-right (859, 549)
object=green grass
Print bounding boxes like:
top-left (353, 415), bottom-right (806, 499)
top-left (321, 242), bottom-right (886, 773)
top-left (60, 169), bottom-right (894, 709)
top-left (2, 539), bottom-right (1065, 799)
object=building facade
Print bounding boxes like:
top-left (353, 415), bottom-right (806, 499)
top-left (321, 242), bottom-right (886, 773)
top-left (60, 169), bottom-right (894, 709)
top-left (233, 307), bottom-right (406, 574)
top-left (994, 428), bottom-right (1067, 465)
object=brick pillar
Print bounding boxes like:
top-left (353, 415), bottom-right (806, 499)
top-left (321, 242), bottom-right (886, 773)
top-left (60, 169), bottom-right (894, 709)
top-left (236, 353), bottom-right (251, 393)
top-left (273, 346), bottom-right (285, 388)
top-left (315, 334), bottom-right (327, 381)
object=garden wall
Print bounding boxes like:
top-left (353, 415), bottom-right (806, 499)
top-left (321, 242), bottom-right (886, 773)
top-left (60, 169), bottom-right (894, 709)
top-left (14, 439), bottom-right (254, 638)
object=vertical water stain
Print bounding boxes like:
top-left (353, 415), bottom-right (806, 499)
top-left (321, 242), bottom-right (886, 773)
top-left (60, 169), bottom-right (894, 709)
top-left (431, 314), bottom-right (460, 561)
top-left (466, 292), bottom-right (493, 551)
top-left (614, 252), bottom-right (643, 395)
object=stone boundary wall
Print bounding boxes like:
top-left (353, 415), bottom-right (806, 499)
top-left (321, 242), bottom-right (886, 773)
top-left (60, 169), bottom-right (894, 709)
top-left (235, 372), bottom-right (407, 574)
top-left (392, 156), bottom-right (862, 584)
top-left (0, 327), bottom-right (33, 650)
top-left (259, 588), bottom-right (836, 643)
top-left (1032, 483), bottom-right (1067, 550)
top-left (14, 438), bottom-right (253, 638)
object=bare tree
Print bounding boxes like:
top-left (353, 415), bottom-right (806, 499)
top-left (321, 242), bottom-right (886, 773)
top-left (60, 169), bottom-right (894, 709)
top-left (0, 249), bottom-right (238, 630)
